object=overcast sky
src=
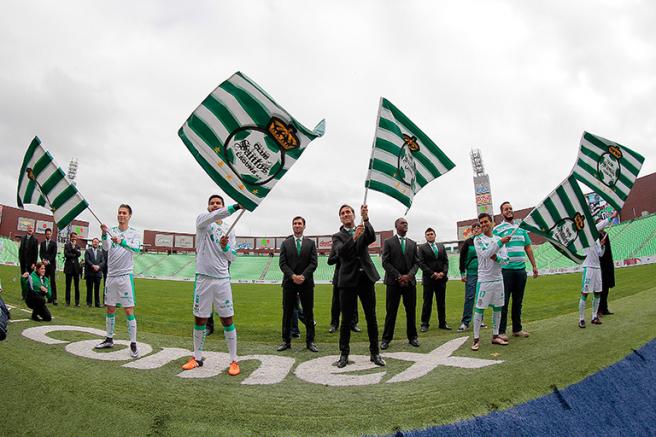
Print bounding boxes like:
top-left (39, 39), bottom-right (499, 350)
top-left (1, 0), bottom-right (654, 242)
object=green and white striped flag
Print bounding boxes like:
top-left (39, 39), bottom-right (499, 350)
top-left (17, 137), bottom-right (89, 229)
top-left (365, 98), bottom-right (455, 209)
top-left (178, 72), bottom-right (325, 211)
top-left (571, 131), bottom-right (645, 211)
top-left (519, 176), bottom-right (599, 263)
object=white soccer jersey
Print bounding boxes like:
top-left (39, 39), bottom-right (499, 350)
top-left (195, 205), bottom-right (238, 279)
top-left (474, 233), bottom-right (508, 282)
top-left (582, 218), bottom-right (610, 269)
top-left (102, 226), bottom-right (141, 277)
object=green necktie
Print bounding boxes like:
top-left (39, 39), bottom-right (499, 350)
top-left (431, 243), bottom-right (438, 256)
top-left (400, 237), bottom-right (406, 255)
top-left (296, 238), bottom-right (302, 256)
top-left (347, 228), bottom-right (355, 236)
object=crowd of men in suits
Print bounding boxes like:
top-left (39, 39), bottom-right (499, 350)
top-left (18, 224), bottom-right (108, 311)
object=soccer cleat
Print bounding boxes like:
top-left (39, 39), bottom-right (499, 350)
top-left (95, 337), bottom-right (114, 349)
top-left (591, 317), bottom-right (602, 325)
top-left (492, 336), bottom-right (509, 346)
top-left (129, 342), bottom-right (139, 358)
top-left (497, 334), bottom-right (509, 341)
top-left (328, 325), bottom-right (337, 334)
top-left (457, 324), bottom-right (468, 332)
top-left (480, 323), bottom-right (488, 329)
top-left (181, 357), bottom-right (203, 370)
top-left (228, 361), bottom-right (240, 376)
top-left (471, 338), bottom-right (480, 351)
top-left (579, 320), bottom-right (586, 329)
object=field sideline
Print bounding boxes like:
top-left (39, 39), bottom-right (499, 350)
top-left (1, 263), bottom-right (655, 436)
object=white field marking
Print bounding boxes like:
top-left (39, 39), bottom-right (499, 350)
top-left (22, 325), bottom-right (106, 344)
top-left (294, 355), bottom-right (387, 386)
top-left (65, 339), bottom-right (153, 361)
top-left (9, 319), bottom-right (30, 323)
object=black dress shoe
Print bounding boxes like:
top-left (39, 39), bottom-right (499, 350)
top-left (420, 325), bottom-right (428, 333)
top-left (95, 304), bottom-right (101, 308)
top-left (276, 342), bottom-right (291, 352)
top-left (370, 354), bottom-right (386, 366)
top-left (52, 301), bottom-right (58, 306)
top-left (380, 340), bottom-right (389, 350)
top-left (336, 355), bottom-right (349, 368)
top-left (601, 310), bottom-right (614, 315)
top-left (351, 325), bottom-right (362, 333)
top-left (409, 338), bottom-right (420, 347)
top-left (306, 342), bottom-right (319, 353)
top-left (439, 324), bottom-right (452, 330)
top-left (328, 325), bottom-right (337, 333)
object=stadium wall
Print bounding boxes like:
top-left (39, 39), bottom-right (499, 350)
top-left (0, 204), bottom-right (89, 246)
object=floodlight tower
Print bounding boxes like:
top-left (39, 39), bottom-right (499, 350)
top-left (469, 149), bottom-right (494, 217)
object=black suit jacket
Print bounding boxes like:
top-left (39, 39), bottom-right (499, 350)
top-left (382, 235), bottom-right (419, 286)
top-left (332, 222), bottom-right (380, 288)
top-left (599, 231), bottom-right (615, 289)
top-left (40, 239), bottom-right (58, 274)
top-left (64, 242), bottom-right (82, 275)
top-left (84, 247), bottom-right (106, 279)
top-left (279, 236), bottom-right (318, 289)
top-left (418, 242), bottom-right (449, 282)
top-left (327, 245), bottom-right (340, 284)
top-left (19, 235), bottom-right (39, 273)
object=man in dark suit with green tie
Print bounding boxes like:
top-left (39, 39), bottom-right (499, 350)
top-left (332, 204), bottom-right (385, 368)
top-left (277, 216), bottom-right (318, 352)
top-left (418, 227), bottom-right (450, 331)
top-left (381, 218), bottom-right (420, 349)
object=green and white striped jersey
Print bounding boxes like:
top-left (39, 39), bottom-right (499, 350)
top-left (102, 226), bottom-right (141, 277)
top-left (492, 221), bottom-right (531, 270)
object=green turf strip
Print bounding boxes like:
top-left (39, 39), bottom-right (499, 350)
top-left (1, 264), bottom-right (654, 436)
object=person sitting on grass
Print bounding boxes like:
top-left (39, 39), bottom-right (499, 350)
top-left (24, 262), bottom-right (53, 322)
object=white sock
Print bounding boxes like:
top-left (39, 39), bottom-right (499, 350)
top-left (592, 295), bottom-right (600, 320)
top-left (473, 312), bottom-right (483, 340)
top-left (127, 314), bottom-right (137, 343)
top-left (492, 310), bottom-right (501, 336)
top-left (579, 297), bottom-right (587, 321)
top-left (224, 324), bottom-right (237, 362)
top-left (105, 313), bottom-right (115, 338)
top-left (193, 324), bottom-right (206, 361)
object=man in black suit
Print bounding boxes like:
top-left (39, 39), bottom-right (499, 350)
top-left (277, 216), bottom-right (318, 352)
top-left (332, 204), bottom-right (385, 368)
top-left (39, 228), bottom-right (58, 305)
top-left (327, 245), bottom-right (359, 334)
top-left (85, 238), bottom-right (105, 307)
top-left (19, 224), bottom-right (39, 299)
top-left (418, 227), bottom-right (451, 331)
top-left (64, 232), bottom-right (82, 306)
top-left (599, 230), bottom-right (615, 316)
top-left (381, 218), bottom-right (420, 349)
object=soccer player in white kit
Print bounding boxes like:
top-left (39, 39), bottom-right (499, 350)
top-left (182, 195), bottom-right (242, 375)
top-left (471, 212), bottom-right (511, 351)
top-left (578, 211), bottom-right (618, 328)
top-left (95, 204), bottom-right (142, 358)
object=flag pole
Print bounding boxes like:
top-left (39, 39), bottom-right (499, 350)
top-left (226, 209), bottom-right (246, 235)
top-left (363, 97), bottom-right (384, 207)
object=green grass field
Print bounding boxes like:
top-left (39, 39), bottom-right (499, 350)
top-left (1, 263), bottom-right (655, 436)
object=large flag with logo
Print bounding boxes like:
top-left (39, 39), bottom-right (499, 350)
top-left (365, 98), bottom-right (455, 209)
top-left (571, 131), bottom-right (645, 211)
top-left (17, 137), bottom-right (89, 229)
top-left (519, 176), bottom-right (599, 263)
top-left (178, 72), bottom-right (326, 211)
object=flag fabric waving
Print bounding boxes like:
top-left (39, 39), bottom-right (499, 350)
top-left (17, 137), bottom-right (89, 229)
top-left (571, 131), bottom-right (645, 211)
top-left (519, 176), bottom-right (599, 263)
top-left (365, 98), bottom-right (455, 209)
top-left (178, 72), bottom-right (326, 211)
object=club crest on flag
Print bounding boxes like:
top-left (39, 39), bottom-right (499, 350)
top-left (550, 212), bottom-right (585, 247)
top-left (224, 116), bottom-right (300, 186)
top-left (596, 146), bottom-right (623, 188)
top-left (397, 134), bottom-right (419, 188)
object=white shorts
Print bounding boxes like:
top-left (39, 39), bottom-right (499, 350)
top-left (193, 275), bottom-right (234, 318)
top-left (104, 274), bottom-right (135, 308)
top-left (581, 267), bottom-right (603, 293)
top-left (475, 280), bottom-right (505, 310)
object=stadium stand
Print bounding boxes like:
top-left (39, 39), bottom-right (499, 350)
top-left (2, 215), bottom-right (656, 281)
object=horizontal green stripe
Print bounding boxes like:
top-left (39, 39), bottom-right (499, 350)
top-left (37, 195), bottom-right (47, 207)
top-left (203, 94), bottom-right (240, 134)
top-left (51, 185), bottom-right (77, 210)
top-left (376, 127), bottom-right (445, 179)
top-left (57, 200), bottom-right (88, 229)
top-left (31, 152), bottom-right (53, 179)
top-left (17, 137), bottom-right (41, 207)
top-left (220, 81), bottom-right (270, 127)
top-left (41, 168), bottom-right (66, 196)
top-left (366, 179), bottom-right (412, 208)
top-left (23, 180), bottom-right (36, 205)
top-left (574, 159), bottom-right (629, 199)
top-left (583, 132), bottom-right (643, 175)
